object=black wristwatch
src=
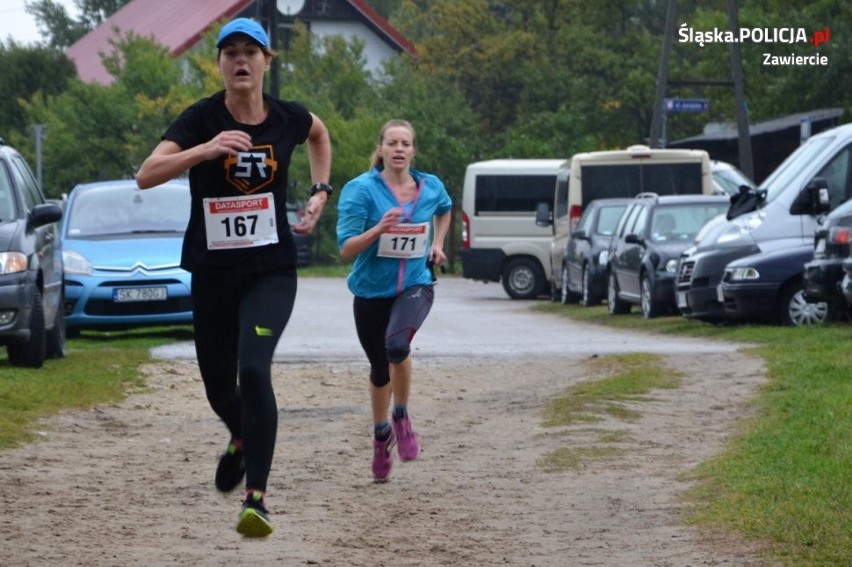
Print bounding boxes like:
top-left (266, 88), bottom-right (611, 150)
top-left (310, 183), bottom-right (333, 197)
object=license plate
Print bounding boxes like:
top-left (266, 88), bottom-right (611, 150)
top-left (676, 291), bottom-right (688, 308)
top-left (114, 287), bottom-right (167, 302)
top-left (716, 285), bottom-right (724, 303)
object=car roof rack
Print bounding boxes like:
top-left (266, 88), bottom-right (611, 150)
top-left (634, 192), bottom-right (659, 201)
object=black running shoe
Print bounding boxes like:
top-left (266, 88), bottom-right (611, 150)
top-left (236, 491), bottom-right (273, 537)
top-left (215, 441), bottom-right (245, 492)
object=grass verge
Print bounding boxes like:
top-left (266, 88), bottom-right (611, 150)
top-left (0, 326), bottom-right (192, 449)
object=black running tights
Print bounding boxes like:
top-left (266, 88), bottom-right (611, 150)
top-left (191, 269), bottom-right (297, 493)
top-left (353, 284), bottom-right (435, 388)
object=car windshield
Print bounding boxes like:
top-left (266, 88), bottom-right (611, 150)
top-left (713, 166), bottom-right (756, 195)
top-left (649, 203), bottom-right (730, 242)
top-left (759, 135), bottom-right (835, 203)
top-left (0, 167), bottom-right (15, 220)
top-left (67, 184), bottom-right (190, 237)
top-left (596, 205), bottom-right (627, 235)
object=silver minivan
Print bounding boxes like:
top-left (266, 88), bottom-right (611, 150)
top-left (676, 122), bottom-right (852, 323)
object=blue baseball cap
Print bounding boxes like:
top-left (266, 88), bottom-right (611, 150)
top-left (216, 18), bottom-right (269, 49)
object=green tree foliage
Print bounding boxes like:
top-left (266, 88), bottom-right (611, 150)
top-left (0, 40), bottom-right (76, 136)
top-left (25, 0), bottom-right (130, 48)
top-left (12, 33), bottom-right (201, 197)
top-left (8, 0), bottom-right (851, 254)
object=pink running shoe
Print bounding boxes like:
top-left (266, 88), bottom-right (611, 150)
top-left (392, 415), bottom-right (420, 461)
top-left (372, 430), bottom-right (396, 482)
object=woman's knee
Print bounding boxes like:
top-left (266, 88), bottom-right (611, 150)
top-left (385, 342), bottom-right (410, 364)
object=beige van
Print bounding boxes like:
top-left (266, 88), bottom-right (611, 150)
top-left (536, 145), bottom-right (716, 300)
top-left (459, 159), bottom-right (563, 299)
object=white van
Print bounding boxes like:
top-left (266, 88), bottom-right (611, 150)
top-left (535, 145), bottom-right (716, 300)
top-left (459, 159), bottom-right (563, 299)
top-left (677, 122), bottom-right (852, 322)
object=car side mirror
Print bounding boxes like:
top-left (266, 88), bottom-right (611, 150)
top-left (571, 229), bottom-right (588, 240)
top-left (535, 201), bottom-right (552, 227)
top-left (28, 202), bottom-right (63, 229)
top-left (791, 177), bottom-right (830, 215)
top-left (624, 233), bottom-right (643, 245)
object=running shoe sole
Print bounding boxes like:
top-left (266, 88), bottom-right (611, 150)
top-left (236, 508), bottom-right (273, 538)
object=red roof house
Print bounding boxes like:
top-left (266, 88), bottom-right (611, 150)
top-left (67, 0), bottom-right (415, 85)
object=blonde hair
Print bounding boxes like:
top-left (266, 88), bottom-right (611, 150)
top-left (371, 119), bottom-right (417, 168)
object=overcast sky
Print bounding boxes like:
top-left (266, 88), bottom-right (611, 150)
top-left (0, 0), bottom-right (79, 45)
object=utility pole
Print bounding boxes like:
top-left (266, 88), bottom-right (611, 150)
top-left (268, 0), bottom-right (279, 96)
top-left (649, 0), bottom-right (754, 180)
top-left (727, 0), bottom-right (754, 180)
top-left (32, 124), bottom-right (46, 190)
top-left (649, 0), bottom-right (676, 149)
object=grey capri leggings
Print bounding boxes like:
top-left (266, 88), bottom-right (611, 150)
top-left (353, 284), bottom-right (435, 387)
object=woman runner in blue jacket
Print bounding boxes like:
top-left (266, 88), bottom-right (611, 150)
top-left (337, 119), bottom-right (452, 482)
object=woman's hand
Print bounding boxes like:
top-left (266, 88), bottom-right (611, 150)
top-left (377, 207), bottom-right (404, 232)
top-left (202, 130), bottom-right (252, 160)
top-left (429, 245), bottom-right (447, 266)
top-left (291, 193), bottom-right (327, 234)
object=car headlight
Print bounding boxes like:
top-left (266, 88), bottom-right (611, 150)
top-left (665, 259), bottom-right (679, 273)
top-left (729, 267), bottom-right (760, 281)
top-left (0, 252), bottom-right (27, 275)
top-left (62, 249), bottom-right (93, 275)
top-left (716, 211), bottom-right (765, 244)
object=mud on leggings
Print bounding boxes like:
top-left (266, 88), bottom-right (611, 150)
top-left (353, 284), bottom-right (435, 387)
top-left (191, 268), bottom-right (297, 492)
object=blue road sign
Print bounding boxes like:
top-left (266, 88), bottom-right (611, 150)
top-left (664, 98), bottom-right (709, 112)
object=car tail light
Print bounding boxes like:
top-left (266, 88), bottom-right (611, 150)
top-left (461, 211), bottom-right (471, 249)
top-left (828, 226), bottom-right (851, 245)
top-left (569, 204), bottom-right (582, 234)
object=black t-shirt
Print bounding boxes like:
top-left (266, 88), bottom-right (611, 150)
top-left (163, 90), bottom-right (313, 274)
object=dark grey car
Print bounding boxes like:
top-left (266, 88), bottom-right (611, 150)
top-left (803, 198), bottom-right (852, 314)
top-left (0, 140), bottom-right (64, 368)
top-left (561, 198), bottom-right (630, 305)
top-left (607, 193), bottom-right (729, 318)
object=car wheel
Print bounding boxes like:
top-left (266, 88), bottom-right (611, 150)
top-left (640, 274), bottom-right (662, 319)
top-left (580, 264), bottom-right (600, 307)
top-left (560, 263), bottom-right (580, 305)
top-left (777, 281), bottom-right (830, 326)
top-left (501, 257), bottom-right (545, 300)
top-left (607, 271), bottom-right (630, 315)
top-left (46, 299), bottom-right (67, 359)
top-left (7, 288), bottom-right (47, 368)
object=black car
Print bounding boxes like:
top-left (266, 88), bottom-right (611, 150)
top-left (841, 258), bottom-right (852, 308)
top-left (719, 243), bottom-right (831, 326)
top-left (0, 139), bottom-right (65, 367)
top-left (803, 198), bottom-right (852, 314)
top-left (607, 193), bottom-right (729, 318)
top-left (560, 198), bottom-right (630, 305)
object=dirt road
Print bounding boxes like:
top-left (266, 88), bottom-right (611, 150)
top-left (0, 279), bottom-right (774, 565)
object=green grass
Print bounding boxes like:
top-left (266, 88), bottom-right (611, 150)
top-left (538, 352), bottom-right (682, 471)
top-left (536, 302), bottom-right (852, 565)
top-left (0, 326), bottom-right (192, 448)
top-left (299, 263), bottom-right (351, 277)
top-left (542, 352), bottom-right (682, 427)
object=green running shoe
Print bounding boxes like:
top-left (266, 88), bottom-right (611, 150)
top-left (236, 491), bottom-right (273, 538)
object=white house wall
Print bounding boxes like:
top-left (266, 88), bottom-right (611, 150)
top-left (310, 21), bottom-right (399, 73)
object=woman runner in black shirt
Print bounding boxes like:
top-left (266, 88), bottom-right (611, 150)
top-left (136, 17), bottom-right (332, 538)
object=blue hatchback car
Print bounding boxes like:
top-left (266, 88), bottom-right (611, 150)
top-left (61, 179), bottom-right (193, 333)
